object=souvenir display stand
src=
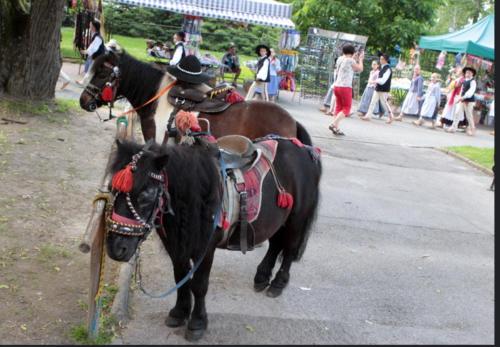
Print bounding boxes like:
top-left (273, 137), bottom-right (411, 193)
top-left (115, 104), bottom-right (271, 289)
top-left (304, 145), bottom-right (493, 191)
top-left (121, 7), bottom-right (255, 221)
top-left (298, 28), bottom-right (367, 103)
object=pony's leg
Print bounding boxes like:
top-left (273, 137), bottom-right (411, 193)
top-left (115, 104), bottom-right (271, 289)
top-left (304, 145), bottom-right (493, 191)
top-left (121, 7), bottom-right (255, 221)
top-left (185, 248), bottom-right (217, 341)
top-left (139, 113), bottom-right (156, 142)
top-left (254, 234), bottom-right (284, 291)
top-left (165, 260), bottom-right (192, 327)
top-left (266, 249), bottom-right (294, 298)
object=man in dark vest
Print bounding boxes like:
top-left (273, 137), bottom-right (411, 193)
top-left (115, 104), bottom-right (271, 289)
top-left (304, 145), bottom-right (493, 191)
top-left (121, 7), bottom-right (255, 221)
top-left (446, 66), bottom-right (477, 136)
top-left (77, 20), bottom-right (105, 85)
top-left (361, 53), bottom-right (395, 124)
top-left (245, 44), bottom-right (271, 101)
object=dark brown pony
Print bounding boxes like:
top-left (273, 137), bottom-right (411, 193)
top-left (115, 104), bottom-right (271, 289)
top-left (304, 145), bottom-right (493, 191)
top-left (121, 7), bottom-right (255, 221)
top-left (105, 136), bottom-right (321, 341)
top-left (79, 50), bottom-right (311, 145)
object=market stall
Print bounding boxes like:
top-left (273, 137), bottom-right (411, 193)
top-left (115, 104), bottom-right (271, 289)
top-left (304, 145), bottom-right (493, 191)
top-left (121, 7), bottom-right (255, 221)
top-left (419, 14), bottom-right (495, 125)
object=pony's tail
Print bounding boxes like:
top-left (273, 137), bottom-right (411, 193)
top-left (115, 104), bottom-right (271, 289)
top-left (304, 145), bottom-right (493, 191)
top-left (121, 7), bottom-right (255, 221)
top-left (296, 121), bottom-right (312, 146)
top-left (294, 158), bottom-right (322, 261)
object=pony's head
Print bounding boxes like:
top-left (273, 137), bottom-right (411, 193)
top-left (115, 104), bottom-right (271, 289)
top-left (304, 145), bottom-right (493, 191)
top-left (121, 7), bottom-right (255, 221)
top-left (79, 49), bottom-right (122, 112)
top-left (106, 139), bottom-right (170, 261)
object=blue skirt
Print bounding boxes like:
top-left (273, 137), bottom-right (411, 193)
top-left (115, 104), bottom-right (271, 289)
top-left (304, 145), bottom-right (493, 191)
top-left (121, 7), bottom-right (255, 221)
top-left (358, 86), bottom-right (381, 114)
top-left (268, 75), bottom-right (281, 96)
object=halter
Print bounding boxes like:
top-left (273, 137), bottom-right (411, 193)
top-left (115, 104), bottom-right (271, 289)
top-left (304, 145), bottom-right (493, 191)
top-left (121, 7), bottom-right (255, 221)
top-left (106, 144), bottom-right (174, 239)
top-left (84, 62), bottom-right (121, 105)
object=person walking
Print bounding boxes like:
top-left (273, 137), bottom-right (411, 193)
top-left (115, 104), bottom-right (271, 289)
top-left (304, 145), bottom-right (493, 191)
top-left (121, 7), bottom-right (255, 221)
top-left (220, 43), bottom-right (241, 87)
top-left (396, 65), bottom-right (424, 121)
top-left (76, 19), bottom-right (105, 85)
top-left (358, 60), bottom-right (382, 116)
top-left (169, 31), bottom-right (186, 66)
top-left (438, 67), bottom-right (466, 128)
top-left (360, 53), bottom-right (394, 123)
top-left (268, 48), bottom-right (281, 102)
top-left (446, 66), bottom-right (478, 136)
top-left (328, 45), bottom-right (364, 136)
top-left (412, 73), bottom-right (441, 128)
top-left (245, 44), bottom-right (271, 101)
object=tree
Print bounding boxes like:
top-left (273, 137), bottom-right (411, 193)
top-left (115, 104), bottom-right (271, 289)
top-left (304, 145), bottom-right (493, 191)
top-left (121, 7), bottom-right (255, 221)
top-left (290, 0), bottom-right (444, 53)
top-left (0, 0), bottom-right (66, 100)
top-left (429, 0), bottom-right (494, 34)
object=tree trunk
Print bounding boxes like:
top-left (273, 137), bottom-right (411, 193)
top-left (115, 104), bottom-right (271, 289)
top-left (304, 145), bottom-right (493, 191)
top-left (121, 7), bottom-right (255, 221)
top-left (0, 0), bottom-right (65, 100)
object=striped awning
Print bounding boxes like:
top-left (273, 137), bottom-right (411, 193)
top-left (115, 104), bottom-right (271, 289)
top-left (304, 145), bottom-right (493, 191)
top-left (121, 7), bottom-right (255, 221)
top-left (115, 0), bottom-right (295, 28)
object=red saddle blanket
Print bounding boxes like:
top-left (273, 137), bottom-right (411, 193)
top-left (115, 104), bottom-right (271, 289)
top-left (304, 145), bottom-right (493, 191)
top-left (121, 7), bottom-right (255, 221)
top-left (242, 139), bottom-right (278, 222)
top-left (220, 139), bottom-right (278, 234)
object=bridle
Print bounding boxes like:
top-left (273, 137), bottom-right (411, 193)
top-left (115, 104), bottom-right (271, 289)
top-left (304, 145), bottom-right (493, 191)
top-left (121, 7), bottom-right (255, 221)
top-left (106, 145), bottom-right (174, 239)
top-left (84, 61), bottom-right (121, 110)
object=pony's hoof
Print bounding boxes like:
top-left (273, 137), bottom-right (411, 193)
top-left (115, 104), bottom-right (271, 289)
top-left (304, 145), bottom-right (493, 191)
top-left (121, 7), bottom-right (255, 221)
top-left (165, 315), bottom-right (186, 327)
top-left (185, 328), bottom-right (205, 341)
top-left (254, 281), bottom-right (269, 292)
top-left (266, 286), bottom-right (284, 298)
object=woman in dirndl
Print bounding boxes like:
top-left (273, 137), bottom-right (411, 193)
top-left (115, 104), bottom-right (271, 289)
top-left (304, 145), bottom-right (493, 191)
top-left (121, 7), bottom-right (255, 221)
top-left (358, 60), bottom-right (382, 116)
top-left (413, 73), bottom-right (441, 128)
top-left (267, 48), bottom-right (281, 102)
top-left (437, 69), bottom-right (467, 128)
top-left (396, 65), bottom-right (424, 121)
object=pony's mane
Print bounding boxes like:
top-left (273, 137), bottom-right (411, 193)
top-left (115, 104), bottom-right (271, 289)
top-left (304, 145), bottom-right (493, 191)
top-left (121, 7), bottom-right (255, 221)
top-left (92, 50), bottom-right (165, 106)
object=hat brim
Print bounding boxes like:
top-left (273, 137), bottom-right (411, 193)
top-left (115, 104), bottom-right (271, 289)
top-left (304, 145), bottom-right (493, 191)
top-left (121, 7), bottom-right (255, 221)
top-left (462, 67), bottom-right (477, 76)
top-left (166, 65), bottom-right (211, 84)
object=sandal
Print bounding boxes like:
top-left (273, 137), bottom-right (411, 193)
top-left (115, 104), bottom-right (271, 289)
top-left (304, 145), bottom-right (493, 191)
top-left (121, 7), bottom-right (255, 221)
top-left (329, 125), bottom-right (344, 136)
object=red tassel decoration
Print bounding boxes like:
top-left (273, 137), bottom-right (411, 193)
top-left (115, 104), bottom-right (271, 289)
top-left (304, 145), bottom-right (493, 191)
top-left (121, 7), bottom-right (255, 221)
top-left (277, 190), bottom-right (294, 209)
top-left (226, 91), bottom-right (245, 104)
top-left (290, 137), bottom-right (304, 147)
top-left (176, 110), bottom-right (201, 133)
top-left (101, 85), bottom-right (114, 102)
top-left (112, 165), bottom-right (134, 193)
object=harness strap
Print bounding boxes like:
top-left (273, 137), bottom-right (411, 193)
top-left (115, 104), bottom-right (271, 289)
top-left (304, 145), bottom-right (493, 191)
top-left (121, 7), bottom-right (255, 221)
top-left (116, 80), bottom-right (177, 117)
top-left (233, 170), bottom-right (248, 254)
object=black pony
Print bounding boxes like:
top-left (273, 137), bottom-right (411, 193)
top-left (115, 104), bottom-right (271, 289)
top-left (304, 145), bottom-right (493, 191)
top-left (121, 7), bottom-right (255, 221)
top-left (106, 137), bottom-right (322, 341)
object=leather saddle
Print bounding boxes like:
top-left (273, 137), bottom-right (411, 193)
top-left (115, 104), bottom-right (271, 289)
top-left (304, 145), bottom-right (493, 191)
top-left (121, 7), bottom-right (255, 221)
top-left (167, 82), bottom-right (234, 114)
top-left (217, 135), bottom-right (260, 170)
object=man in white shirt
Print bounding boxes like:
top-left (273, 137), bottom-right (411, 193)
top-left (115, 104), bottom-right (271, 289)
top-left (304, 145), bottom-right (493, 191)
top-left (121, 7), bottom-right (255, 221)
top-left (77, 20), bottom-right (105, 85)
top-left (360, 53), bottom-right (394, 123)
top-left (446, 66), bottom-right (478, 136)
top-left (245, 44), bottom-right (271, 101)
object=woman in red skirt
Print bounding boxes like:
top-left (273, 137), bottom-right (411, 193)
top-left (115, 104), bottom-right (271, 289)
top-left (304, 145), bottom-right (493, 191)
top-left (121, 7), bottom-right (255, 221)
top-left (329, 45), bottom-right (364, 135)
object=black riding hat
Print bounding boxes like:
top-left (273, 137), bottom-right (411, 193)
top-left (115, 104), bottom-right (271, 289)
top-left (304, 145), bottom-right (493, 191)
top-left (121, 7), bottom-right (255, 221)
top-left (255, 44), bottom-right (271, 57)
top-left (462, 66), bottom-right (477, 76)
top-left (166, 55), bottom-right (210, 84)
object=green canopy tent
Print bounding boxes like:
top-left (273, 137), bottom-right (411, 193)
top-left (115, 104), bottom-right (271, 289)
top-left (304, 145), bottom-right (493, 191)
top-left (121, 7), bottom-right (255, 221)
top-left (419, 14), bottom-right (494, 60)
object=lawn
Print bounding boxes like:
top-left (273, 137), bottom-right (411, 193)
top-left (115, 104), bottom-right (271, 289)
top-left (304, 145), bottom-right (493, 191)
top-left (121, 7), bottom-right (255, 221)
top-left (61, 27), bottom-right (257, 81)
top-left (446, 146), bottom-right (495, 170)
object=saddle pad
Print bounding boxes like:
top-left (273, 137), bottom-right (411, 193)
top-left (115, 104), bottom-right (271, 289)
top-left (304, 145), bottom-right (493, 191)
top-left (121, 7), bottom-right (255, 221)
top-left (243, 140), bottom-right (278, 222)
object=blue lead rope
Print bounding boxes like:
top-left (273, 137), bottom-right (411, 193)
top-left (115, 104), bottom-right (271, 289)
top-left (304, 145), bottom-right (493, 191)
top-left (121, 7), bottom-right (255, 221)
top-left (135, 155), bottom-right (228, 299)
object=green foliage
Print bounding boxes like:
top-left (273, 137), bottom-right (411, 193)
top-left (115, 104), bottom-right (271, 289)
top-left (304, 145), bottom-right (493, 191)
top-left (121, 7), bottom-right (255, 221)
top-left (0, 98), bottom-right (79, 117)
top-left (429, 0), bottom-right (494, 35)
top-left (291, 0), bottom-right (444, 54)
top-left (390, 88), bottom-right (408, 107)
top-left (445, 146), bottom-right (494, 169)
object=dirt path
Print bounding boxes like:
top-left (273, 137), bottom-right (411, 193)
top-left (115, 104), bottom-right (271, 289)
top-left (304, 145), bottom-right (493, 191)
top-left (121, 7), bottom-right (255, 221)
top-left (0, 100), bottom-right (118, 343)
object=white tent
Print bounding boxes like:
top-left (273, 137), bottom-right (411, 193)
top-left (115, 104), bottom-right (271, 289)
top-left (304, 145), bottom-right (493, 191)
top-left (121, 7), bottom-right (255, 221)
top-left (116, 0), bottom-right (295, 28)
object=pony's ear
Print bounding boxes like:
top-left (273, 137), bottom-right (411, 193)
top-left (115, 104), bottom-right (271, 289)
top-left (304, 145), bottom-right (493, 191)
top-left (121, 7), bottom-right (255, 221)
top-left (109, 139), bottom-right (140, 173)
top-left (153, 153), bottom-right (169, 171)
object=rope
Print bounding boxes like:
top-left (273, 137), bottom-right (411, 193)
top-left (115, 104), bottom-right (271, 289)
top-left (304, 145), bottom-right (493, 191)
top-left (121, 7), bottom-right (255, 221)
top-left (116, 80), bottom-right (177, 117)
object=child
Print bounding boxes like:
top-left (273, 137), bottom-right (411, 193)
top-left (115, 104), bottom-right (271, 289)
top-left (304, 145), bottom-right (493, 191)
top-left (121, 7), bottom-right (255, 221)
top-left (413, 73), bottom-right (441, 128)
top-left (358, 60), bottom-right (381, 116)
top-left (397, 65), bottom-right (424, 120)
top-left (245, 44), bottom-right (271, 101)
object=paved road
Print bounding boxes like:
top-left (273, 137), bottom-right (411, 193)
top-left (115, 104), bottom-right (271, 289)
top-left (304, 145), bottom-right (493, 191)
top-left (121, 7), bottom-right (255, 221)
top-left (61, 64), bottom-right (493, 344)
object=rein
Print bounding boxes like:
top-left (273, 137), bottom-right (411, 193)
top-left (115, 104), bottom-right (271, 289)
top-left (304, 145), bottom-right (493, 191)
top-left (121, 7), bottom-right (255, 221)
top-left (116, 79), bottom-right (177, 117)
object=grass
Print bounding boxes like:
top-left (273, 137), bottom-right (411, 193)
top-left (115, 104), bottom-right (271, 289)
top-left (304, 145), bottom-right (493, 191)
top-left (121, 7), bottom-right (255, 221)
top-left (69, 283), bottom-right (119, 345)
top-left (61, 27), bottom-right (257, 81)
top-left (0, 97), bottom-right (79, 118)
top-left (446, 146), bottom-right (494, 170)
